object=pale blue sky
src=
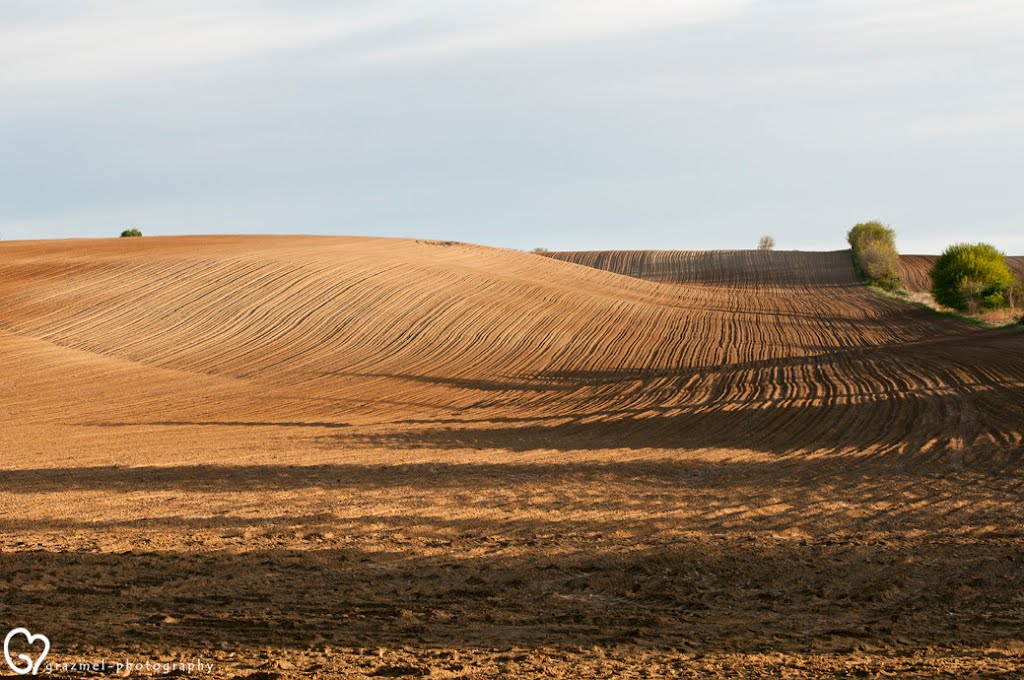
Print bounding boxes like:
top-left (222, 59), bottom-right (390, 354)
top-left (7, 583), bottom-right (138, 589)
top-left (1, 0), bottom-right (1021, 253)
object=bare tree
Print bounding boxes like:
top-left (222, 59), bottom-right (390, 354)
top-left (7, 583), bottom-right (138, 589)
top-left (758, 235), bottom-right (775, 251)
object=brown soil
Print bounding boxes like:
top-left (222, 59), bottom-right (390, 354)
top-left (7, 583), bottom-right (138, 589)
top-left (1, 237), bottom-right (1023, 678)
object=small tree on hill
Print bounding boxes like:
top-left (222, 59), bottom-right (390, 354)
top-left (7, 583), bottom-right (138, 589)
top-left (930, 243), bottom-right (1012, 313)
top-left (847, 221), bottom-right (896, 251)
top-left (847, 220), bottom-right (901, 290)
top-left (758, 235), bottom-right (775, 251)
top-left (120, 228), bottom-right (142, 238)
top-left (531, 247), bottom-right (549, 253)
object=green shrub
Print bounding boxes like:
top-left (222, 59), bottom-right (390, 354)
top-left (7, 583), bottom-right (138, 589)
top-left (930, 243), bottom-right (1013, 313)
top-left (847, 221), bottom-right (901, 290)
top-left (120, 228), bottom-right (142, 238)
top-left (531, 247), bottom-right (549, 253)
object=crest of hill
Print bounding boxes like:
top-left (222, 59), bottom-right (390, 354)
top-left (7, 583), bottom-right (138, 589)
top-left (0, 237), bottom-right (970, 390)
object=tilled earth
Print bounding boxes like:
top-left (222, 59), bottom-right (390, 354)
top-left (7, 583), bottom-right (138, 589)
top-left (0, 237), bottom-right (1022, 677)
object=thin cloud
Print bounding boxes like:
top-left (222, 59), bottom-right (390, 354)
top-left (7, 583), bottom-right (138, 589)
top-left (341, 0), bottom-right (753, 66)
top-left (0, 3), bottom-right (430, 87)
top-left (0, 1), bottom-right (753, 87)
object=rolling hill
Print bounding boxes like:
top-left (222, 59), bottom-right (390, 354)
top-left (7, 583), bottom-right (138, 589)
top-left (1, 236), bottom-right (1023, 677)
top-left (1, 237), bottom-right (1020, 464)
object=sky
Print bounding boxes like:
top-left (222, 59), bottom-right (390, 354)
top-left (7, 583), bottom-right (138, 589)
top-left (1, 0), bottom-right (1021, 253)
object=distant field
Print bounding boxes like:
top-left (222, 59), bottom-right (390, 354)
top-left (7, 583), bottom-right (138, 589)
top-left (1, 236), bottom-right (1022, 678)
top-left (542, 248), bottom-right (857, 286)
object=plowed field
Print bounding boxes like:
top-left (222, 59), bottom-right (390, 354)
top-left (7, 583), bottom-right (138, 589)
top-left (2, 237), bottom-right (1023, 678)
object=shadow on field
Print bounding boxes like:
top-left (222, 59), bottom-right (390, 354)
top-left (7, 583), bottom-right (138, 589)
top-left (92, 420), bottom-right (354, 429)
top-left (82, 328), bottom-right (1024, 463)
top-left (2, 459), bottom-right (1023, 535)
top-left (83, 384), bottom-right (1024, 465)
top-left (1, 536), bottom-right (1022, 657)
top-left (330, 390), bottom-right (1024, 466)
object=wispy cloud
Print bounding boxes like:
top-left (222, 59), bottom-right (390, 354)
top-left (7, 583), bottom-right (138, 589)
top-left (809, 0), bottom-right (1024, 40)
top-left (340, 0), bottom-right (753, 66)
top-left (0, 2), bottom-right (427, 87)
top-left (0, 0), bottom-right (752, 88)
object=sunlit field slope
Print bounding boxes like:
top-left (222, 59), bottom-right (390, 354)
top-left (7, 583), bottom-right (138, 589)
top-left (543, 247), bottom-right (1024, 465)
top-left (1, 236), bottom-right (1023, 677)
top-left (2, 238), bottom-right (1021, 464)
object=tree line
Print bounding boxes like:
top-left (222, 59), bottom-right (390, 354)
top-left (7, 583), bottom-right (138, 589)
top-left (848, 220), bottom-right (1022, 318)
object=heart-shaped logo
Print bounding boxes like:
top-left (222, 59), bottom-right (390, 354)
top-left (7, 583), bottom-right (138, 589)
top-left (4, 628), bottom-right (50, 676)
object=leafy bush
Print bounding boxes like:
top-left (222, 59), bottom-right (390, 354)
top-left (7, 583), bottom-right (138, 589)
top-left (758, 235), bottom-right (775, 251)
top-left (847, 221), bottom-right (900, 290)
top-left (929, 243), bottom-right (1012, 313)
top-left (847, 221), bottom-right (895, 248)
top-left (120, 228), bottom-right (142, 238)
top-left (531, 247), bottom-right (549, 253)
